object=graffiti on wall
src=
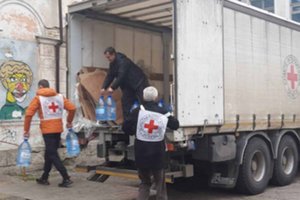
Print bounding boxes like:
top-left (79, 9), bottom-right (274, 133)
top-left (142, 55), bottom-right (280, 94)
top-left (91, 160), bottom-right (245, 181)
top-left (0, 39), bottom-right (38, 121)
top-left (0, 128), bottom-right (17, 146)
top-left (0, 1), bottom-right (42, 121)
top-left (0, 1), bottom-right (46, 152)
top-left (0, 60), bottom-right (33, 120)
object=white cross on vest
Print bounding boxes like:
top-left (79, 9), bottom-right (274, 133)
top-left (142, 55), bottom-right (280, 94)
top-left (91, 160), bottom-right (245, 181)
top-left (39, 94), bottom-right (64, 120)
top-left (136, 105), bottom-right (170, 142)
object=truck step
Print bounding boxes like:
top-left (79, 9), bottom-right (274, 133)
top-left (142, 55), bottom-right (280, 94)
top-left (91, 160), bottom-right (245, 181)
top-left (95, 166), bottom-right (185, 183)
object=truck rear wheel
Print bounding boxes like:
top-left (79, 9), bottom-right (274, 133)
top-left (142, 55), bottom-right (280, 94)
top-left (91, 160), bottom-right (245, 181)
top-left (236, 137), bottom-right (272, 195)
top-left (271, 135), bottom-right (298, 186)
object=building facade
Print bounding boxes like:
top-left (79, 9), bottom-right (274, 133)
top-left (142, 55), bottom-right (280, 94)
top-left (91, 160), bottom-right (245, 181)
top-left (0, 0), bottom-right (77, 151)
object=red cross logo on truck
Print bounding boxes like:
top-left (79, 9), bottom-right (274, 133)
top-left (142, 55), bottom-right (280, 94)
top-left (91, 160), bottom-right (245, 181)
top-left (287, 64), bottom-right (298, 90)
top-left (144, 120), bottom-right (158, 134)
top-left (283, 55), bottom-right (300, 99)
top-left (48, 102), bottom-right (59, 113)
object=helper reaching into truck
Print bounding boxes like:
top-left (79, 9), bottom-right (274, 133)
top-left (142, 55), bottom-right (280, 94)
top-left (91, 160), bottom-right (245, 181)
top-left (122, 86), bottom-right (179, 200)
top-left (100, 47), bottom-right (149, 120)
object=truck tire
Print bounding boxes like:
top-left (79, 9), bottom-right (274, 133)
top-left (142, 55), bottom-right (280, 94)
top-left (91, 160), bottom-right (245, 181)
top-left (236, 137), bottom-right (272, 195)
top-left (271, 135), bottom-right (298, 186)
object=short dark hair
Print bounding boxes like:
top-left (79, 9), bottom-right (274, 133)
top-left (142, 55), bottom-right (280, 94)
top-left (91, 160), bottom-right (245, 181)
top-left (104, 47), bottom-right (116, 55)
top-left (38, 79), bottom-right (50, 88)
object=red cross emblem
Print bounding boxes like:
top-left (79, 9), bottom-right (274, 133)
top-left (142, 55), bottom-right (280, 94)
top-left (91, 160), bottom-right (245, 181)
top-left (287, 64), bottom-right (298, 90)
top-left (144, 120), bottom-right (158, 134)
top-left (48, 102), bottom-right (59, 113)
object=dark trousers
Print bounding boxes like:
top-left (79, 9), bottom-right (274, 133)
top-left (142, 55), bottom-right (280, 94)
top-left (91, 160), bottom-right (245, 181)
top-left (137, 168), bottom-right (167, 200)
top-left (41, 133), bottom-right (69, 180)
top-left (122, 80), bottom-right (149, 120)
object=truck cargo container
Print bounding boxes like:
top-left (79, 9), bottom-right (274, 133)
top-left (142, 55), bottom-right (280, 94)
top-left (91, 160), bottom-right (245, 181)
top-left (68, 0), bottom-right (300, 195)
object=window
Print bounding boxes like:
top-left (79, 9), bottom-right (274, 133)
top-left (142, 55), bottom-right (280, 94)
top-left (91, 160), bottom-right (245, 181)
top-left (291, 0), bottom-right (300, 22)
top-left (292, 0), bottom-right (300, 22)
top-left (250, 0), bottom-right (274, 12)
top-left (292, 13), bottom-right (300, 22)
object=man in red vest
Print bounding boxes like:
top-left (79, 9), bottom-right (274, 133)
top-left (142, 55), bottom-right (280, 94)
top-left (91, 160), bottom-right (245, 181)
top-left (122, 86), bottom-right (179, 200)
top-left (24, 79), bottom-right (76, 187)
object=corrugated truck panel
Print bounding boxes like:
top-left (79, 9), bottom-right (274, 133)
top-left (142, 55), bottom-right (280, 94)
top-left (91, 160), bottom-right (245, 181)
top-left (222, 7), bottom-right (300, 131)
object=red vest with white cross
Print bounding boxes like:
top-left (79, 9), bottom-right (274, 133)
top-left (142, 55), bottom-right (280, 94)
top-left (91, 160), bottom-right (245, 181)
top-left (136, 105), bottom-right (170, 142)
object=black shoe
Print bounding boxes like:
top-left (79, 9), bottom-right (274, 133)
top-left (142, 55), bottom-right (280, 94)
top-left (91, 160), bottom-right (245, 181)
top-left (58, 179), bottom-right (73, 187)
top-left (36, 178), bottom-right (50, 185)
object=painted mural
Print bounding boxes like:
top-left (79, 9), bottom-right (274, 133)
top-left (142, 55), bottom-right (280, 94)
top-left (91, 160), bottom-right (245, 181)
top-left (0, 1), bottom-right (42, 122)
top-left (0, 1), bottom-right (46, 152)
top-left (0, 60), bottom-right (33, 120)
top-left (0, 39), bottom-right (38, 120)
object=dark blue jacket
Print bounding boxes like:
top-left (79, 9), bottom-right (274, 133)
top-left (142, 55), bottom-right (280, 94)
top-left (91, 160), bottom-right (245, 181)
top-left (122, 101), bottom-right (179, 169)
top-left (102, 53), bottom-right (148, 91)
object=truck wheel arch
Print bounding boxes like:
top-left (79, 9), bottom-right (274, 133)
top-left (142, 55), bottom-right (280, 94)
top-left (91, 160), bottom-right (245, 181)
top-left (270, 130), bottom-right (300, 159)
top-left (236, 131), bottom-right (274, 165)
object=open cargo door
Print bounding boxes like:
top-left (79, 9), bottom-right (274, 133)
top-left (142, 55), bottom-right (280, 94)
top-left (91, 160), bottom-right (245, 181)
top-left (174, 0), bottom-right (224, 127)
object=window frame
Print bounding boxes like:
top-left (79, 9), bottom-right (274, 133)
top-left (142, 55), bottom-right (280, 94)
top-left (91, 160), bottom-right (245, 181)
top-left (249, 0), bottom-right (275, 13)
top-left (292, 2), bottom-right (300, 22)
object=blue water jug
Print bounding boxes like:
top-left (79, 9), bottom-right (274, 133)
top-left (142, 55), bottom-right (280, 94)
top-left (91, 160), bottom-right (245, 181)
top-left (16, 138), bottom-right (31, 167)
top-left (106, 95), bottom-right (116, 121)
top-left (158, 99), bottom-right (164, 108)
top-left (66, 129), bottom-right (80, 157)
top-left (130, 100), bottom-right (139, 112)
top-left (167, 103), bottom-right (173, 112)
top-left (96, 96), bottom-right (107, 121)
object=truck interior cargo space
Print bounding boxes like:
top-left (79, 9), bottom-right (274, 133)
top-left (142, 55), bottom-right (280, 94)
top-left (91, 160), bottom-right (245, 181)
top-left (68, 0), bottom-right (174, 117)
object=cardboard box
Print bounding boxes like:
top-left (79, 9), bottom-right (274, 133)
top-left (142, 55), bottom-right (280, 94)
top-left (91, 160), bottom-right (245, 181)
top-left (77, 67), bottom-right (123, 124)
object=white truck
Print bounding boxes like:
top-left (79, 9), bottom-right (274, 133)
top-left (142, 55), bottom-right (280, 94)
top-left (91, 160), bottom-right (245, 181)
top-left (68, 0), bottom-right (300, 195)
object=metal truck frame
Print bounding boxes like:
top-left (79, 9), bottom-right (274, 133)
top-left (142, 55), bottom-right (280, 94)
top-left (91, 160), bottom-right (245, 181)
top-left (68, 0), bottom-right (300, 195)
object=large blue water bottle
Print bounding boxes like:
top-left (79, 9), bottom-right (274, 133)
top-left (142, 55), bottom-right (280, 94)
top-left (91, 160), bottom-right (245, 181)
top-left (167, 103), bottom-right (173, 112)
top-left (16, 138), bottom-right (31, 167)
top-left (106, 95), bottom-right (116, 121)
top-left (96, 96), bottom-right (107, 121)
top-left (158, 99), bottom-right (164, 108)
top-left (130, 100), bottom-right (139, 112)
top-left (66, 129), bottom-right (80, 157)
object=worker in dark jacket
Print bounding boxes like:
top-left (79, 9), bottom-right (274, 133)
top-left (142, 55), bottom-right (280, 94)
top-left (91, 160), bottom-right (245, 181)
top-left (100, 47), bottom-right (149, 120)
top-left (122, 86), bottom-right (179, 200)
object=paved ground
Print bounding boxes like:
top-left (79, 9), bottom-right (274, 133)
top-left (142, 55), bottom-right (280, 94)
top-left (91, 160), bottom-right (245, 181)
top-left (1, 168), bottom-right (300, 200)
